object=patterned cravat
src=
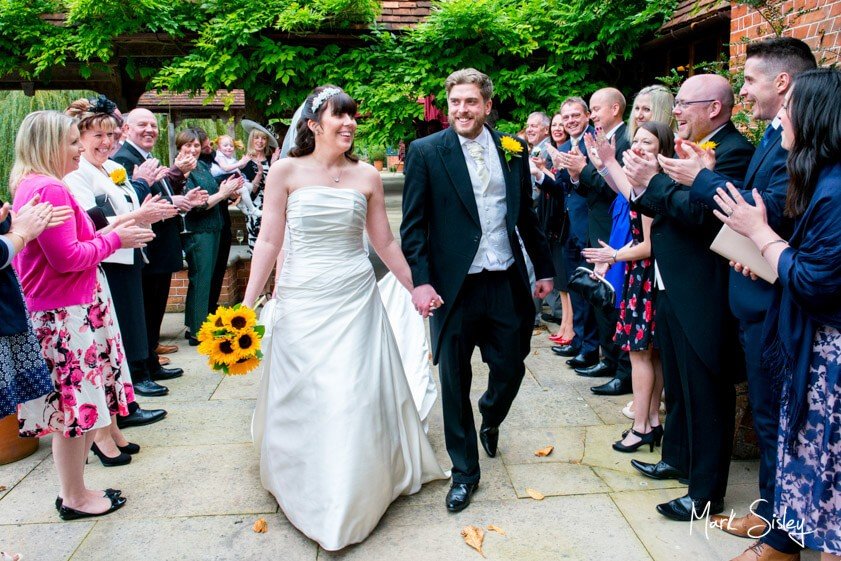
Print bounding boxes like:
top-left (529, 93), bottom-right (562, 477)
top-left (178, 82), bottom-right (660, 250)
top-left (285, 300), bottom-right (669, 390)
top-left (465, 140), bottom-right (490, 188)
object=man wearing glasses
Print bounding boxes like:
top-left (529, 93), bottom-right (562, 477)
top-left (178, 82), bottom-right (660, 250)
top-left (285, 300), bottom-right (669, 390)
top-left (621, 74), bottom-right (755, 522)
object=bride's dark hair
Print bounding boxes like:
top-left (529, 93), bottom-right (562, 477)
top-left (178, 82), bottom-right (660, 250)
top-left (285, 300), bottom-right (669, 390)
top-left (289, 85), bottom-right (359, 162)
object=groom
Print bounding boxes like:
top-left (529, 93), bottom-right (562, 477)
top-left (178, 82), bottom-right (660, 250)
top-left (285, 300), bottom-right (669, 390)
top-left (401, 68), bottom-right (554, 512)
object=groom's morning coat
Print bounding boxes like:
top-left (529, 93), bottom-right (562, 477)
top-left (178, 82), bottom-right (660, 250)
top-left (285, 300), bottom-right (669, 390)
top-left (401, 126), bottom-right (554, 363)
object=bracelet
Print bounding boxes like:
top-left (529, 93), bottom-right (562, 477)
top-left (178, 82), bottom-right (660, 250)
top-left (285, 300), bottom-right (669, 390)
top-left (597, 167), bottom-right (610, 177)
top-left (7, 231), bottom-right (27, 248)
top-left (759, 238), bottom-right (787, 258)
top-left (611, 249), bottom-right (619, 263)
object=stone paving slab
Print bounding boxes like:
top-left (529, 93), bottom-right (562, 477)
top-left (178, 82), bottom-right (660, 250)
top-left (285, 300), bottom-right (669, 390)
top-left (0, 521), bottom-right (94, 561)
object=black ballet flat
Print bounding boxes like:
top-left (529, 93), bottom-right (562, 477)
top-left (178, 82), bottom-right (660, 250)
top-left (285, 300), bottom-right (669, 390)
top-left (56, 489), bottom-right (123, 511)
top-left (58, 495), bottom-right (126, 521)
top-left (90, 443), bottom-right (132, 467)
top-left (117, 442), bottom-right (140, 455)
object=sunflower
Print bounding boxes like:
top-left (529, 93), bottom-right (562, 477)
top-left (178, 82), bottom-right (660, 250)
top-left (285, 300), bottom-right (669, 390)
top-left (227, 356), bottom-right (261, 375)
top-left (224, 305), bottom-right (257, 332)
top-left (197, 336), bottom-right (217, 357)
top-left (196, 318), bottom-right (218, 343)
top-left (231, 329), bottom-right (261, 360)
top-left (208, 337), bottom-right (239, 366)
top-left (500, 136), bottom-right (524, 159)
top-left (209, 308), bottom-right (231, 329)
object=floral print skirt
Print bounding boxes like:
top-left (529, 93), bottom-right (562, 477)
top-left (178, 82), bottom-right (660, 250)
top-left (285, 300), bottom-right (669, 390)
top-left (17, 271), bottom-right (134, 438)
top-left (775, 324), bottom-right (841, 554)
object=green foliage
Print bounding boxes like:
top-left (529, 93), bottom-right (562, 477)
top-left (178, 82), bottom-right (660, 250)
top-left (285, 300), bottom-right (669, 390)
top-left (1, 0), bottom-right (676, 149)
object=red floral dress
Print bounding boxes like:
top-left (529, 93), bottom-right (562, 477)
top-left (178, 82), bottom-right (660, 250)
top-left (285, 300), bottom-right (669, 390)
top-left (614, 210), bottom-right (656, 352)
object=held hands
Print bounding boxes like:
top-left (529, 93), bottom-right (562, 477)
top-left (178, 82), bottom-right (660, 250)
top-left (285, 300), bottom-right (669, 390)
top-left (411, 284), bottom-right (445, 319)
top-left (581, 240), bottom-right (616, 264)
top-left (713, 183), bottom-right (768, 237)
top-left (114, 219), bottom-right (155, 249)
top-left (534, 279), bottom-right (553, 299)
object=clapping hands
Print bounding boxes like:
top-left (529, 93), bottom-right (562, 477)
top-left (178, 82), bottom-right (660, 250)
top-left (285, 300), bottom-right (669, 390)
top-left (657, 139), bottom-right (715, 186)
top-left (132, 159), bottom-right (169, 185)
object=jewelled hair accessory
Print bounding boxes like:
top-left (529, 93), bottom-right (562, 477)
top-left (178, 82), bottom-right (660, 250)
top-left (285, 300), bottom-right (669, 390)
top-left (311, 88), bottom-right (342, 113)
top-left (88, 95), bottom-right (117, 115)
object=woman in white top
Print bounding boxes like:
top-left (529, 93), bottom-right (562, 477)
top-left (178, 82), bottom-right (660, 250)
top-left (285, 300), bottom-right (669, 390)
top-left (64, 97), bottom-right (177, 466)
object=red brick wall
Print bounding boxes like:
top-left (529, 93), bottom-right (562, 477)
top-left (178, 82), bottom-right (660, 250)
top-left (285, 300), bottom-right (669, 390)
top-left (730, 0), bottom-right (841, 67)
top-left (378, 0), bottom-right (432, 29)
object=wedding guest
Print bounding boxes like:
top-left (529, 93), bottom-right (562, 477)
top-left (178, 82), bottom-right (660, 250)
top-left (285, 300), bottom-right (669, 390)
top-left (557, 88), bottom-right (633, 396)
top-left (11, 110), bottom-right (153, 519)
top-left (112, 109), bottom-right (205, 404)
top-left (0, 196), bottom-right (69, 421)
top-left (179, 128), bottom-right (241, 345)
top-left (582, 121), bottom-right (674, 452)
top-left (64, 96), bottom-right (175, 463)
top-left (241, 122), bottom-right (279, 252)
top-left (660, 38), bottom-right (816, 557)
top-left (715, 67), bottom-right (841, 561)
top-left (542, 113), bottom-right (575, 345)
top-left (211, 134), bottom-right (259, 218)
top-left (623, 74), bottom-right (754, 521)
top-left (627, 85), bottom-right (675, 142)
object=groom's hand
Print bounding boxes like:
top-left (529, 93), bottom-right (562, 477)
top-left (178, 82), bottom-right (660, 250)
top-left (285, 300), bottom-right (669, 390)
top-left (534, 279), bottom-right (553, 299)
top-left (412, 284), bottom-right (443, 319)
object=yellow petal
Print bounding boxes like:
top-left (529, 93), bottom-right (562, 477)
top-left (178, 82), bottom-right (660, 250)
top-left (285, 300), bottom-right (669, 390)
top-left (534, 445), bottom-right (554, 457)
top-left (252, 517), bottom-right (268, 533)
top-left (486, 524), bottom-right (506, 536)
top-left (460, 525), bottom-right (486, 557)
top-left (525, 487), bottom-right (545, 500)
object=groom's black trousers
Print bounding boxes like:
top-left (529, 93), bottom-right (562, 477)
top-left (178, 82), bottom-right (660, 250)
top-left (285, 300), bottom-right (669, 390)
top-left (437, 268), bottom-right (532, 485)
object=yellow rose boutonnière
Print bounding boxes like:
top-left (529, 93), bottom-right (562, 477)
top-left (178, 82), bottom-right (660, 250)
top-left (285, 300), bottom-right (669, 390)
top-left (500, 136), bottom-right (524, 163)
top-left (109, 168), bottom-right (127, 185)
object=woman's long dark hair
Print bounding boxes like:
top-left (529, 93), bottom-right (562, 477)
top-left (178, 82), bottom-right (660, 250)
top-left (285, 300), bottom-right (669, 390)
top-left (785, 68), bottom-right (841, 217)
top-left (638, 121), bottom-right (675, 158)
top-left (289, 85), bottom-right (359, 162)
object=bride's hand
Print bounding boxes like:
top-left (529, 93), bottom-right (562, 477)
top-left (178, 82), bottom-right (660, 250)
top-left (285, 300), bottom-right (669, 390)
top-left (412, 284), bottom-right (443, 318)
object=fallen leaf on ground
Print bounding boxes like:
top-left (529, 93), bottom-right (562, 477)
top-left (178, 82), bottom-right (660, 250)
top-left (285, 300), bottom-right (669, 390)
top-left (534, 445), bottom-right (554, 457)
top-left (252, 518), bottom-right (268, 533)
top-left (487, 524), bottom-right (507, 536)
top-left (0, 486), bottom-right (6, 492)
top-left (461, 525), bottom-right (486, 557)
top-left (525, 487), bottom-right (545, 500)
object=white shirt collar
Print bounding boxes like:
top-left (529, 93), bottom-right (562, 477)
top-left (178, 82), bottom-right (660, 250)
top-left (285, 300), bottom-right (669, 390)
top-left (604, 122), bottom-right (623, 140)
top-left (126, 139), bottom-right (151, 160)
top-left (699, 124), bottom-right (727, 145)
top-left (770, 116), bottom-right (782, 130)
top-left (458, 126), bottom-right (491, 150)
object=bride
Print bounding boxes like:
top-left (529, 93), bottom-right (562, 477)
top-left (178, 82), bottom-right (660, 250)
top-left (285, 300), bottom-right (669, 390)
top-left (242, 85), bottom-right (448, 551)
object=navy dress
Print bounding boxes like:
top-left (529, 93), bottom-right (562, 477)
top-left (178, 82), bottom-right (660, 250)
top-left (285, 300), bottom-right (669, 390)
top-left (769, 163), bottom-right (841, 555)
top-left (0, 213), bottom-right (54, 419)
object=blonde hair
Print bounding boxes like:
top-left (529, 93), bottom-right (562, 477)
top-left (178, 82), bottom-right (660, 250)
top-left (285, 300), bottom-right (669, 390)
top-left (247, 129), bottom-right (271, 159)
top-left (9, 110), bottom-right (77, 194)
top-left (627, 85), bottom-right (675, 141)
top-left (214, 134), bottom-right (244, 151)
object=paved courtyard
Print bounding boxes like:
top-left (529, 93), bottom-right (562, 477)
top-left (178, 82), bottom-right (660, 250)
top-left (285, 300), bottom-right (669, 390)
top-left (0, 190), bottom-right (819, 560)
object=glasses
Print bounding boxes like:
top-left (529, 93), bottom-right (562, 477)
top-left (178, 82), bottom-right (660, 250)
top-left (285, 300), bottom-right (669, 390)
top-left (674, 99), bottom-right (716, 109)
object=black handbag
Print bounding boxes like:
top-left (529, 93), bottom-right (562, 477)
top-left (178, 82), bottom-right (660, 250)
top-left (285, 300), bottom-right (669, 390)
top-left (568, 266), bottom-right (615, 312)
top-left (94, 193), bottom-right (117, 217)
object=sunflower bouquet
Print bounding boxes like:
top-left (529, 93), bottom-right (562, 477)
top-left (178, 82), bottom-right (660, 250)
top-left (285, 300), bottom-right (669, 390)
top-left (196, 304), bottom-right (265, 375)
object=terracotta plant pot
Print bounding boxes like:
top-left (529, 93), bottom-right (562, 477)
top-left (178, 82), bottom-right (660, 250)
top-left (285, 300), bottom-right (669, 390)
top-left (396, 162), bottom-right (404, 172)
top-left (373, 160), bottom-right (384, 171)
top-left (0, 413), bottom-right (38, 465)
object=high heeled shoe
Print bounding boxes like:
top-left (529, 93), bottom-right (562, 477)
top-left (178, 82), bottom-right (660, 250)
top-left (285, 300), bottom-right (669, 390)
top-left (548, 334), bottom-right (573, 345)
top-left (56, 489), bottom-right (122, 511)
top-left (90, 443), bottom-right (132, 467)
top-left (613, 428), bottom-right (658, 453)
top-left (622, 424), bottom-right (663, 446)
top-left (58, 494), bottom-right (126, 521)
top-left (117, 442), bottom-right (140, 455)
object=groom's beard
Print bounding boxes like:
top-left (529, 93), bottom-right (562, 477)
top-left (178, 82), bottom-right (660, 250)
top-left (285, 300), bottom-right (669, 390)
top-left (448, 113), bottom-right (487, 139)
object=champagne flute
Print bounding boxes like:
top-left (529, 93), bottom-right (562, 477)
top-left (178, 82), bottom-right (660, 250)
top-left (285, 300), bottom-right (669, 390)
top-left (236, 229), bottom-right (245, 244)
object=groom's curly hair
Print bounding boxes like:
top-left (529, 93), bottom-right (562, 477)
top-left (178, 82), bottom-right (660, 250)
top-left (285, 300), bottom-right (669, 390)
top-left (289, 85), bottom-right (359, 162)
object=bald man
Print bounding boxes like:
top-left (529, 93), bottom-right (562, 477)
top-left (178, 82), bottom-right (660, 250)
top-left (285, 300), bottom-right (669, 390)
top-left (112, 108), bottom-right (199, 404)
top-left (622, 74), bottom-right (755, 521)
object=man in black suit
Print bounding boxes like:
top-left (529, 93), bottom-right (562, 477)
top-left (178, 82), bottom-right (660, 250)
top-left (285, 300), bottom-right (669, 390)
top-left (660, 40), bottom-right (816, 560)
top-left (112, 109), bottom-right (206, 401)
top-left (401, 68), bottom-right (554, 513)
top-left (623, 74), bottom-right (754, 521)
top-left (558, 88), bottom-right (633, 395)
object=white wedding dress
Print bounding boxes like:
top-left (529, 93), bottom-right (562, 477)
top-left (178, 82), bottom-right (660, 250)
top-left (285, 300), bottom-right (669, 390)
top-left (252, 187), bottom-right (448, 551)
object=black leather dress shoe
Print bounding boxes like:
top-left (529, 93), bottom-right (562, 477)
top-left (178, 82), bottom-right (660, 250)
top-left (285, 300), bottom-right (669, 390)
top-left (631, 459), bottom-right (689, 484)
top-left (575, 360), bottom-right (614, 377)
top-left (117, 407), bottom-right (167, 429)
top-left (590, 377), bottom-right (633, 396)
top-left (656, 494), bottom-right (724, 522)
top-left (551, 344), bottom-right (580, 357)
top-left (479, 425), bottom-right (499, 457)
top-left (150, 366), bottom-right (183, 381)
top-left (541, 313), bottom-right (562, 325)
top-left (446, 482), bottom-right (479, 512)
top-left (566, 351), bottom-right (599, 369)
top-left (133, 379), bottom-right (169, 397)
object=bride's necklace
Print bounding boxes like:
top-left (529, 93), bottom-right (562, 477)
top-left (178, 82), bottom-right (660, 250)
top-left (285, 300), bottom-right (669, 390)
top-left (312, 154), bottom-right (345, 183)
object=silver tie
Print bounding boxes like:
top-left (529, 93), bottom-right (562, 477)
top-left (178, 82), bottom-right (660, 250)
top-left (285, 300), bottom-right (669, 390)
top-left (465, 140), bottom-right (490, 189)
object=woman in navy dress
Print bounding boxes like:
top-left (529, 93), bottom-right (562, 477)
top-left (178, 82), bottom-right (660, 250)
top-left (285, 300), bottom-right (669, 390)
top-left (718, 68), bottom-right (841, 559)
